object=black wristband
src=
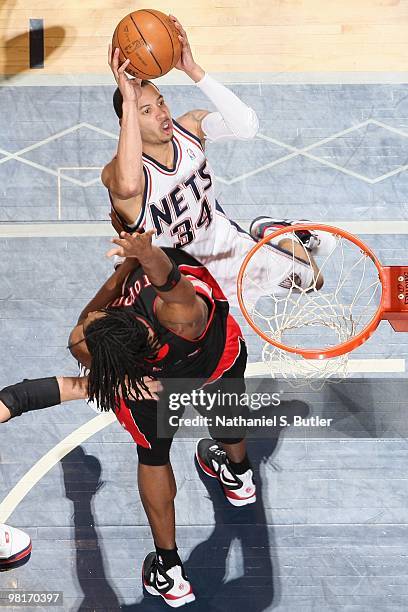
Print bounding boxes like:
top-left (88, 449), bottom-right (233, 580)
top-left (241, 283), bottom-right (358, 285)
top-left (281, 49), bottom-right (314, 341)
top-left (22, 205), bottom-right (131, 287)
top-left (151, 258), bottom-right (181, 292)
top-left (0, 377), bottom-right (61, 420)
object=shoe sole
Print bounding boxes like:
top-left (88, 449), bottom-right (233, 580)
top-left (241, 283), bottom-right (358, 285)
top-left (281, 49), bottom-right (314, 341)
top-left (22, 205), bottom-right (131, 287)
top-left (249, 216), bottom-right (295, 239)
top-left (144, 582), bottom-right (196, 607)
top-left (226, 493), bottom-right (256, 506)
top-left (248, 215), bottom-right (274, 237)
top-left (142, 559), bottom-right (196, 608)
top-left (195, 442), bottom-right (256, 507)
top-left (0, 541), bottom-right (32, 570)
top-left (249, 218), bottom-right (337, 256)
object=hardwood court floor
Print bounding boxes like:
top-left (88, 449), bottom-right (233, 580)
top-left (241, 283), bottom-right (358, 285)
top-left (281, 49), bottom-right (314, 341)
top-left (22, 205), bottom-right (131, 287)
top-left (1, 0), bottom-right (408, 74)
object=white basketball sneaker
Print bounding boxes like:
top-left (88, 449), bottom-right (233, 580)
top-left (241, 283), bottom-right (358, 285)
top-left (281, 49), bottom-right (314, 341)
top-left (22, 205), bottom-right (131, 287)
top-left (142, 552), bottom-right (195, 608)
top-left (196, 439), bottom-right (256, 507)
top-left (249, 217), bottom-right (337, 257)
top-left (0, 524), bottom-right (31, 570)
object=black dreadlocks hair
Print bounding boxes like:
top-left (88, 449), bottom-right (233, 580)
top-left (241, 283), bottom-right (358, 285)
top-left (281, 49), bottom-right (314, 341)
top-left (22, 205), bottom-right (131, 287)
top-left (84, 307), bottom-right (162, 412)
top-left (113, 80), bottom-right (160, 119)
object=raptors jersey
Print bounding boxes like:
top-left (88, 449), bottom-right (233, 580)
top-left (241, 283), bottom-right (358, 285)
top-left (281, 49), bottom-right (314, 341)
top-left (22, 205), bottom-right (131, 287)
top-left (111, 119), bottom-right (293, 307)
top-left (109, 247), bottom-right (245, 383)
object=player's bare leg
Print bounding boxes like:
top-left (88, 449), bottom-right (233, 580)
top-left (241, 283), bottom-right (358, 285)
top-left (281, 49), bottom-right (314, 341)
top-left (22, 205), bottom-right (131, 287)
top-left (138, 463), bottom-right (177, 549)
top-left (278, 238), bottom-right (324, 290)
top-left (221, 439), bottom-right (246, 463)
top-left (138, 462), bottom-right (195, 606)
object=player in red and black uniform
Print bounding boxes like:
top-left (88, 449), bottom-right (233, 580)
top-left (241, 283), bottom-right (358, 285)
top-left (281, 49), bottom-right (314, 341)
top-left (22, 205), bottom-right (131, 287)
top-left (107, 245), bottom-right (243, 386)
top-left (0, 230), bottom-right (255, 608)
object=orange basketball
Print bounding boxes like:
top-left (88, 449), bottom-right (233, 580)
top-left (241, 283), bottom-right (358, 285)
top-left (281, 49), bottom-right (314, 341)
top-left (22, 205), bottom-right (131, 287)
top-left (112, 10), bottom-right (181, 79)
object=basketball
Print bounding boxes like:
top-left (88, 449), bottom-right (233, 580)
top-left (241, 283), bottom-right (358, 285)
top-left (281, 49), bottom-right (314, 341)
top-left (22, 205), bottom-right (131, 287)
top-left (112, 10), bottom-right (181, 79)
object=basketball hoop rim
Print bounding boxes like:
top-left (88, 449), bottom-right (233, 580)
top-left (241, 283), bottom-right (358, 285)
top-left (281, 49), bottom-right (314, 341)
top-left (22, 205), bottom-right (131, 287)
top-left (237, 223), bottom-right (385, 359)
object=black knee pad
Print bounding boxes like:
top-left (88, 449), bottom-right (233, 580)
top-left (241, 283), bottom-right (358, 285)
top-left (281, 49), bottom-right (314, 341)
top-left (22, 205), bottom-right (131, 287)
top-left (137, 441), bottom-right (172, 466)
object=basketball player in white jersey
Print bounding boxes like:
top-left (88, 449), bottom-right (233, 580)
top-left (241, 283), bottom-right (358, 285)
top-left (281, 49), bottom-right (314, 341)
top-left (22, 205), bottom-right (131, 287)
top-left (103, 15), bottom-right (332, 309)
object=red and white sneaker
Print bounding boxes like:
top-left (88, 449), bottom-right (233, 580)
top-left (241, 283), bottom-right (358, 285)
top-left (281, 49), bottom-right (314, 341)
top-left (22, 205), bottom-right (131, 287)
top-left (196, 439), bottom-right (256, 507)
top-left (249, 217), bottom-right (337, 256)
top-left (142, 552), bottom-right (195, 608)
top-left (0, 524), bottom-right (31, 571)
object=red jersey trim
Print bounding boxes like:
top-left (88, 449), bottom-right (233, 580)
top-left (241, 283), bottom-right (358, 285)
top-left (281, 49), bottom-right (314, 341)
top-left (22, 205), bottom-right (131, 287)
top-left (178, 263), bottom-right (228, 302)
top-left (206, 320), bottom-right (244, 384)
top-left (184, 275), bottom-right (213, 300)
top-left (115, 398), bottom-right (152, 448)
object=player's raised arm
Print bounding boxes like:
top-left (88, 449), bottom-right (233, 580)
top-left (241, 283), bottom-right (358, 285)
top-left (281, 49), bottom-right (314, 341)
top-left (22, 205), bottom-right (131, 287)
top-left (102, 45), bottom-right (145, 206)
top-left (108, 230), bottom-right (195, 305)
top-left (76, 255), bottom-right (138, 326)
top-left (107, 230), bottom-right (208, 336)
top-left (170, 15), bottom-right (259, 143)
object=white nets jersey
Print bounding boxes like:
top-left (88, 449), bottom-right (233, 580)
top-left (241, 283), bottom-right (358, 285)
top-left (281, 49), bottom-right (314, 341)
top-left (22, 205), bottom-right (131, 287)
top-left (111, 120), bottom-right (311, 307)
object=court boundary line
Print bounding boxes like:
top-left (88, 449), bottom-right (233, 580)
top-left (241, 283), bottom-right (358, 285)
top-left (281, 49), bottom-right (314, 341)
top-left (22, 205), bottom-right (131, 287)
top-left (0, 412), bottom-right (116, 523)
top-left (1, 220), bottom-right (408, 237)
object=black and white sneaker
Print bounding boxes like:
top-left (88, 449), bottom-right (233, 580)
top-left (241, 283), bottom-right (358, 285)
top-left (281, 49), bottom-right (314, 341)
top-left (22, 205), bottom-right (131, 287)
top-left (249, 217), bottom-right (337, 256)
top-left (142, 552), bottom-right (195, 608)
top-left (196, 439), bottom-right (256, 507)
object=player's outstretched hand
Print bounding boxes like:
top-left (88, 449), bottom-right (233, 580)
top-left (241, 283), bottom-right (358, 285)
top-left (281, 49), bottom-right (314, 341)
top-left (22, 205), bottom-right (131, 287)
top-left (169, 15), bottom-right (204, 80)
top-left (106, 229), bottom-right (156, 261)
top-left (108, 44), bottom-right (142, 101)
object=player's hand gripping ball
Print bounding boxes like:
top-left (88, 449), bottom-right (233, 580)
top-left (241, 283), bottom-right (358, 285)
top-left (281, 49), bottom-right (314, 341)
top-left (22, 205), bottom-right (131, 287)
top-left (112, 9), bottom-right (181, 78)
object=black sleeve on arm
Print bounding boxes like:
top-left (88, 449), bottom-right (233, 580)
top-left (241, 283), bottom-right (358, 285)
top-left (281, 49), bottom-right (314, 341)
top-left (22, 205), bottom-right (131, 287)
top-left (0, 377), bottom-right (61, 420)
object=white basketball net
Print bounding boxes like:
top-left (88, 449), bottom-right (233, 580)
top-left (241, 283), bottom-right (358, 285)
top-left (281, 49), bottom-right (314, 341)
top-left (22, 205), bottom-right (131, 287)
top-left (240, 229), bottom-right (382, 382)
